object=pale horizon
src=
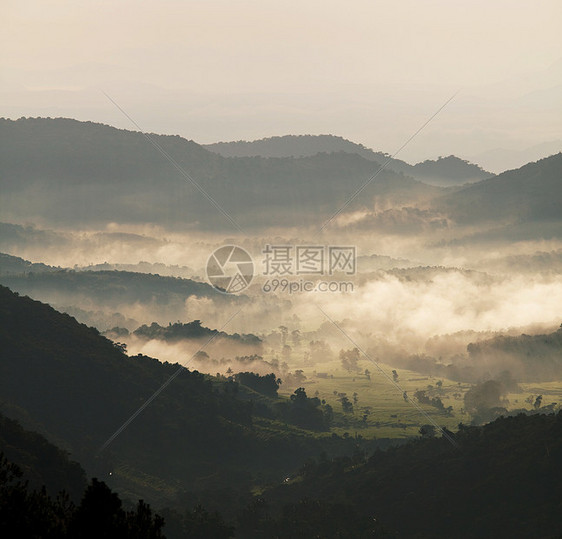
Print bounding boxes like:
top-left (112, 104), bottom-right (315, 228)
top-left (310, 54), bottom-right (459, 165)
top-left (2, 0), bottom-right (561, 171)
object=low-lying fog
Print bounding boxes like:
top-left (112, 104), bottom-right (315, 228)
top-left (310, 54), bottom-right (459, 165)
top-left (2, 220), bottom-right (560, 385)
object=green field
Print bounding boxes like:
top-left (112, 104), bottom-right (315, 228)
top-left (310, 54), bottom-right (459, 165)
top-left (277, 358), bottom-right (562, 439)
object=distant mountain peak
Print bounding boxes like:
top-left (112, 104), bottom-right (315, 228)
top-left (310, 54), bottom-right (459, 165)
top-left (204, 134), bottom-right (492, 185)
top-left (411, 155), bottom-right (492, 186)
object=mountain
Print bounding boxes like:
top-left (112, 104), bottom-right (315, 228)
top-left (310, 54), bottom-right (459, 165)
top-left (204, 134), bottom-right (492, 186)
top-left (132, 319), bottom-right (262, 347)
top-left (0, 252), bottom-right (230, 331)
top-left (0, 118), bottom-right (440, 230)
top-left (410, 155), bottom-right (492, 186)
top-left (2, 286), bottom-right (561, 536)
top-left (204, 134), bottom-right (414, 174)
top-left (259, 412), bottom-right (562, 538)
top-left (0, 269), bottom-right (228, 306)
top-left (0, 412), bottom-right (86, 501)
top-left (466, 325), bottom-right (562, 382)
top-left (434, 152), bottom-right (562, 226)
top-left (0, 222), bottom-right (72, 254)
top-left (0, 285), bottom-right (367, 508)
top-left (0, 223), bottom-right (177, 274)
top-left (0, 252), bottom-right (59, 275)
top-left (76, 261), bottom-right (195, 279)
top-left (204, 134), bottom-right (376, 159)
top-left (485, 248), bottom-right (562, 274)
top-left (0, 427), bottom-right (166, 538)
top-left (0, 269), bottom-right (239, 330)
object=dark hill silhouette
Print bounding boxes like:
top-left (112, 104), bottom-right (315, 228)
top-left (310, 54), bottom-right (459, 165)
top-left (466, 325), bottom-right (562, 381)
top-left (133, 319), bottom-right (261, 346)
top-left (0, 266), bottom-right (245, 331)
top-left (411, 155), bottom-right (492, 186)
top-left (0, 118), bottom-right (440, 230)
top-left (0, 412), bottom-right (86, 501)
top-left (204, 134), bottom-right (491, 185)
top-left (2, 285), bottom-right (561, 536)
top-left (0, 252), bottom-right (59, 275)
top-left (0, 269), bottom-right (231, 308)
top-left (0, 285), bottom-right (364, 506)
top-left (434, 152), bottom-right (562, 225)
top-left (0, 447), bottom-right (167, 538)
top-left (263, 412), bottom-right (562, 538)
top-left (205, 133), bottom-right (413, 173)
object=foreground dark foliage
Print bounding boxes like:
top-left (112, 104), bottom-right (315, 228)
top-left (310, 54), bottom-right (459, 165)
top-left (0, 454), bottom-right (164, 538)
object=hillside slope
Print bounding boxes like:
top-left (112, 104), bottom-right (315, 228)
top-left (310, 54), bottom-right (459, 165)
top-left (204, 134), bottom-right (491, 185)
top-left (263, 412), bottom-right (562, 538)
top-left (0, 412), bottom-right (86, 501)
top-left (0, 269), bottom-right (240, 330)
top-left (411, 155), bottom-right (492, 186)
top-left (434, 153), bottom-right (562, 225)
top-left (0, 118), bottom-right (439, 230)
top-left (0, 286), bottom-right (361, 507)
top-left (204, 134), bottom-right (414, 174)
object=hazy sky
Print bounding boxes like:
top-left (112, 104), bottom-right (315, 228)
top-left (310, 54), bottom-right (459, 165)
top-left (2, 0), bottom-right (561, 170)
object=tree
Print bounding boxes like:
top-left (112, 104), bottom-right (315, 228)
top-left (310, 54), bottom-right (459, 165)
top-left (415, 390), bottom-right (452, 415)
top-left (112, 342), bottom-right (127, 354)
top-left (323, 403), bottom-right (334, 425)
top-left (234, 372), bottom-right (281, 397)
top-left (70, 478), bottom-right (126, 536)
top-left (286, 388), bottom-right (331, 430)
top-left (339, 348), bottom-right (361, 373)
top-left (290, 387), bottom-right (308, 404)
top-left (419, 425), bottom-right (436, 438)
top-left (0, 456), bottom-right (164, 539)
top-left (338, 394), bottom-right (354, 414)
top-left (69, 479), bottom-right (165, 538)
top-left (464, 381), bottom-right (507, 415)
top-left (0, 453), bottom-right (73, 537)
top-left (283, 369), bottom-right (306, 387)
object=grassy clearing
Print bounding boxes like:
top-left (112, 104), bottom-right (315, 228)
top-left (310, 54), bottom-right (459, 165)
top-left (510, 381), bottom-right (562, 410)
top-left (278, 359), bottom-right (470, 438)
top-left (278, 357), bottom-right (562, 438)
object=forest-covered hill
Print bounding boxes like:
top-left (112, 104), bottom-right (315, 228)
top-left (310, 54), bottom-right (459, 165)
top-left (204, 134), bottom-right (492, 186)
top-left (0, 118), bottom-right (439, 230)
top-left (434, 152), bottom-right (562, 225)
top-left (1, 286), bottom-right (561, 537)
top-left (261, 412), bottom-right (562, 538)
top-left (0, 285), bottom-right (369, 508)
top-left (3, 118), bottom-right (558, 235)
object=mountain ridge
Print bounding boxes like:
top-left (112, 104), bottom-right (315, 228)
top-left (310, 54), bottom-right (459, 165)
top-left (0, 117), bottom-right (441, 230)
top-left (0, 285), bottom-right (370, 507)
top-left (433, 152), bottom-right (562, 225)
top-left (204, 134), bottom-right (492, 185)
